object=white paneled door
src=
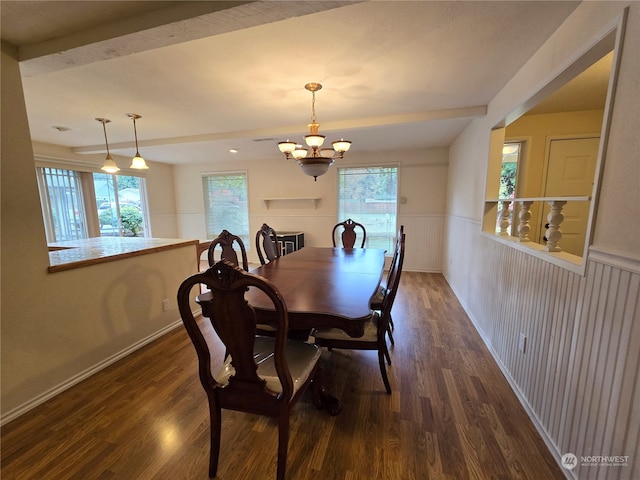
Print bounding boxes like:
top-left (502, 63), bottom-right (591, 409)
top-left (542, 137), bottom-right (600, 256)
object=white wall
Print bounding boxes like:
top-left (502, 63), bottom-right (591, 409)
top-left (173, 147), bottom-right (449, 272)
top-left (444, 3), bottom-right (639, 479)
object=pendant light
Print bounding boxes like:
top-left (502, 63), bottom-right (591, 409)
top-left (96, 118), bottom-right (119, 173)
top-left (127, 113), bottom-right (149, 169)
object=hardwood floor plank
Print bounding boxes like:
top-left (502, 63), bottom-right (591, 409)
top-left (1, 273), bottom-right (565, 480)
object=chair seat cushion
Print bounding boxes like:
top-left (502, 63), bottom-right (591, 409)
top-left (313, 312), bottom-right (380, 342)
top-left (370, 285), bottom-right (386, 310)
top-left (215, 336), bottom-right (321, 398)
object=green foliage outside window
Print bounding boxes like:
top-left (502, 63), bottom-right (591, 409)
top-left (99, 205), bottom-right (143, 236)
top-left (499, 162), bottom-right (518, 198)
top-left (120, 206), bottom-right (143, 236)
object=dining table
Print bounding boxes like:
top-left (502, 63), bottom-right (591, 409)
top-left (196, 246), bottom-right (386, 414)
top-left (245, 246), bottom-right (386, 336)
top-left (198, 246), bottom-right (386, 336)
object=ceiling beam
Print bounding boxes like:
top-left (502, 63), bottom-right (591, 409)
top-left (19, 1), bottom-right (361, 76)
top-left (72, 105), bottom-right (487, 154)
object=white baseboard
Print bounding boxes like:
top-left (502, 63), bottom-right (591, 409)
top-left (1, 314), bottom-right (193, 426)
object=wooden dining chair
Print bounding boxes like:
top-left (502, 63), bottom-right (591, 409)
top-left (177, 260), bottom-right (324, 480)
top-left (256, 223), bottom-right (281, 265)
top-left (313, 230), bottom-right (406, 394)
top-left (332, 218), bottom-right (366, 248)
top-left (370, 225), bottom-right (405, 345)
top-left (207, 229), bottom-right (249, 271)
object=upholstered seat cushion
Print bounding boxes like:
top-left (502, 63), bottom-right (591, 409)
top-left (370, 285), bottom-right (386, 310)
top-left (215, 336), bottom-right (321, 398)
top-left (313, 312), bottom-right (380, 342)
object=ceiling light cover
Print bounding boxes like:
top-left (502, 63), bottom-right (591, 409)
top-left (278, 83), bottom-right (351, 180)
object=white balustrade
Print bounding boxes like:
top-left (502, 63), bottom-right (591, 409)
top-left (517, 200), bottom-right (533, 242)
top-left (498, 200), bottom-right (512, 236)
top-left (485, 196), bottom-right (590, 255)
top-left (544, 200), bottom-right (567, 252)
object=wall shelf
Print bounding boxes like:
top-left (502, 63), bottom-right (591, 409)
top-left (260, 197), bottom-right (320, 209)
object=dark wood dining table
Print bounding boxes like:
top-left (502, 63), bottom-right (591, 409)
top-left (198, 247), bottom-right (386, 337)
top-left (247, 246), bottom-right (386, 337)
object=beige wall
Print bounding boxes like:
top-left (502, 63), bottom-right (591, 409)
top-left (506, 109), bottom-right (605, 197)
top-left (445, 2), bottom-right (639, 479)
top-left (173, 147), bottom-right (449, 271)
top-left (1, 44), bottom-right (195, 420)
top-left (501, 109), bottom-right (605, 245)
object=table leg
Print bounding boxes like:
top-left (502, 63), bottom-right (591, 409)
top-left (311, 365), bottom-right (342, 416)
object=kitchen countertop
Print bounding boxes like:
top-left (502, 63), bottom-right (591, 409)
top-left (48, 236), bottom-right (198, 273)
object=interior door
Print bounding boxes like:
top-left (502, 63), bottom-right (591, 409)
top-left (542, 137), bottom-right (599, 256)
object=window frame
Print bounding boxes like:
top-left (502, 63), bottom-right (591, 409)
top-left (201, 170), bottom-right (251, 249)
top-left (35, 157), bottom-right (151, 242)
top-left (36, 166), bottom-right (89, 242)
top-left (337, 164), bottom-right (399, 254)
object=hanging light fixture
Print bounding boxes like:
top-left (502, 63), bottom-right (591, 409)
top-left (127, 113), bottom-right (149, 169)
top-left (96, 118), bottom-right (119, 173)
top-left (278, 83), bottom-right (351, 181)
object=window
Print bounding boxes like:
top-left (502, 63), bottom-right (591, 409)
top-left (338, 166), bottom-right (398, 252)
top-left (37, 165), bottom-right (150, 242)
top-left (202, 172), bottom-right (250, 246)
top-left (94, 173), bottom-right (148, 237)
top-left (37, 167), bottom-right (88, 242)
top-left (499, 143), bottom-right (521, 199)
top-left (495, 142), bottom-right (523, 234)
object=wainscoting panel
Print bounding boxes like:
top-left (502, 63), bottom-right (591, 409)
top-left (559, 258), bottom-right (639, 480)
top-left (398, 214), bottom-right (444, 272)
top-left (444, 215), bottom-right (639, 480)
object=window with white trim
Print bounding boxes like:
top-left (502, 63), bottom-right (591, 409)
top-left (36, 166), bottom-right (150, 242)
top-left (202, 172), bottom-right (250, 247)
top-left (37, 167), bottom-right (88, 242)
top-left (338, 166), bottom-right (398, 252)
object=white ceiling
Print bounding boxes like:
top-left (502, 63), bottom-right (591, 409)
top-left (3, 0), bottom-right (603, 166)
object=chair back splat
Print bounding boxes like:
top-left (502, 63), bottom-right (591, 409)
top-left (207, 229), bottom-right (249, 271)
top-left (256, 223), bottom-right (281, 265)
top-left (177, 260), bottom-right (322, 479)
top-left (332, 218), bottom-right (366, 248)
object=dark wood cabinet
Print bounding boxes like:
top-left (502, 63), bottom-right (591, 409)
top-left (277, 232), bottom-right (304, 255)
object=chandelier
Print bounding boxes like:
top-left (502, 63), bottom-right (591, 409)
top-left (278, 83), bottom-right (351, 180)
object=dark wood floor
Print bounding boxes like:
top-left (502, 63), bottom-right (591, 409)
top-left (1, 272), bottom-right (565, 480)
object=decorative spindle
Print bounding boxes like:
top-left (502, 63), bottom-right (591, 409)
top-left (544, 200), bottom-right (567, 252)
top-left (498, 200), bottom-right (512, 235)
top-left (517, 201), bottom-right (533, 242)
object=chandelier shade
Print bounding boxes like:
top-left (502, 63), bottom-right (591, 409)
top-left (278, 83), bottom-right (351, 180)
top-left (96, 118), bottom-right (120, 173)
